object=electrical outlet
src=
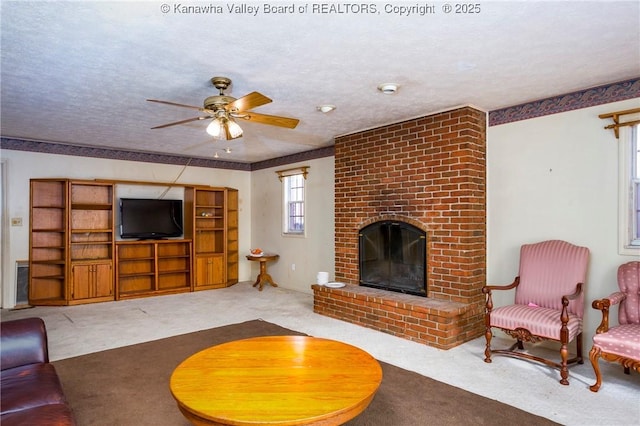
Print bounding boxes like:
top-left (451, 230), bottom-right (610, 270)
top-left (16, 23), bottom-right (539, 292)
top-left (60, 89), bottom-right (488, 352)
top-left (291, 263), bottom-right (296, 271)
top-left (11, 217), bottom-right (23, 226)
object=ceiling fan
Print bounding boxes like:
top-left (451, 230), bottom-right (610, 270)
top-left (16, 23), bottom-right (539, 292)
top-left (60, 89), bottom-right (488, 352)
top-left (147, 76), bottom-right (299, 140)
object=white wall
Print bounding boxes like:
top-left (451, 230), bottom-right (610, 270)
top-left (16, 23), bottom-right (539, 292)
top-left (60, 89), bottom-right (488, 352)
top-left (487, 97), bottom-right (640, 343)
top-left (246, 96), bottom-right (640, 344)
top-left (3, 97), bottom-right (637, 345)
top-left (250, 157), bottom-right (335, 295)
top-left (0, 150), bottom-right (252, 308)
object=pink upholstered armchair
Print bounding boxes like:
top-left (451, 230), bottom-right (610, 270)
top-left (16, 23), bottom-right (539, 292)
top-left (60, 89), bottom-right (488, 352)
top-left (482, 240), bottom-right (590, 385)
top-left (589, 261), bottom-right (640, 392)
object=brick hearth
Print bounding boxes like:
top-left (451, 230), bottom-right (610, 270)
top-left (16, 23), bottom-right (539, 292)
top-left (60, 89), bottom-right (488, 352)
top-left (312, 106), bottom-right (487, 349)
top-left (312, 284), bottom-right (482, 349)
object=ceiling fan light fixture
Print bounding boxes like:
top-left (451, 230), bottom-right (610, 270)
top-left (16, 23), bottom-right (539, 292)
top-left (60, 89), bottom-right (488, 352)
top-left (226, 119), bottom-right (243, 139)
top-left (206, 117), bottom-right (225, 138)
top-left (378, 83), bottom-right (398, 94)
top-left (317, 105), bottom-right (336, 113)
top-left (206, 116), bottom-right (243, 140)
top-left (149, 76), bottom-right (298, 139)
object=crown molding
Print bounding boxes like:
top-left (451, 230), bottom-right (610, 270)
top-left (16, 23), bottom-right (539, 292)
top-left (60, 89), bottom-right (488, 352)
top-left (0, 138), bottom-right (252, 170)
top-left (250, 146), bottom-right (334, 171)
top-left (3, 78), bottom-right (637, 168)
top-left (489, 78), bottom-right (639, 126)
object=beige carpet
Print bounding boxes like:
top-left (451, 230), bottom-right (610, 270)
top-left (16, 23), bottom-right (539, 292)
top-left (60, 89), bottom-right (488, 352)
top-left (53, 319), bottom-right (557, 425)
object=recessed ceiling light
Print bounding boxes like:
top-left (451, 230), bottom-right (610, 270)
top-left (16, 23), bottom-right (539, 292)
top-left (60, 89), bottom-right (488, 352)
top-left (317, 105), bottom-right (336, 113)
top-left (225, 147), bottom-right (232, 153)
top-left (377, 83), bottom-right (398, 94)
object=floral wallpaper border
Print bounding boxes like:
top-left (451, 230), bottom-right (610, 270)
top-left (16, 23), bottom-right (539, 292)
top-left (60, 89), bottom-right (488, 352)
top-left (488, 78), bottom-right (639, 126)
top-left (3, 78), bottom-right (638, 170)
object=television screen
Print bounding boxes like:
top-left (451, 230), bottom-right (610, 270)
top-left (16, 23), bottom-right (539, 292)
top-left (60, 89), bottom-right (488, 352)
top-left (119, 198), bottom-right (183, 239)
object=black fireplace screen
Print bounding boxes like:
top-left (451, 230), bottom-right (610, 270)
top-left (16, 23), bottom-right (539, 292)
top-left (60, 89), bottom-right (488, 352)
top-left (359, 221), bottom-right (426, 297)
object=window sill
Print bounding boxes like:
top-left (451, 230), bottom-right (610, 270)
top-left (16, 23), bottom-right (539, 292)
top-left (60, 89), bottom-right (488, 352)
top-left (619, 245), bottom-right (640, 256)
top-left (282, 232), bottom-right (306, 238)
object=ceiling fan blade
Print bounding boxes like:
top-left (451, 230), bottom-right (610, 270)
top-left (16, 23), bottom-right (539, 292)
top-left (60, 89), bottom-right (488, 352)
top-left (242, 112), bottom-right (299, 129)
top-left (151, 116), bottom-right (211, 129)
top-left (228, 92), bottom-right (272, 112)
top-left (147, 99), bottom-right (204, 111)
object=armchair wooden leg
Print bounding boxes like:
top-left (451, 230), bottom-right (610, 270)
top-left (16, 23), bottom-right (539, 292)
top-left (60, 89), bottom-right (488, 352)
top-left (559, 320), bottom-right (570, 385)
top-left (589, 346), bottom-right (602, 392)
top-left (559, 342), bottom-right (570, 385)
top-left (484, 328), bottom-right (493, 363)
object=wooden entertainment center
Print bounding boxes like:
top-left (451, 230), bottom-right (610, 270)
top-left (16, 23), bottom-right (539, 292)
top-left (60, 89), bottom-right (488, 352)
top-left (28, 179), bottom-right (239, 306)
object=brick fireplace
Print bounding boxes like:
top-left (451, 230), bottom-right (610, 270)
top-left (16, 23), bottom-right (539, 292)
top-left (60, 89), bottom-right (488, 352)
top-left (312, 106), bottom-right (486, 349)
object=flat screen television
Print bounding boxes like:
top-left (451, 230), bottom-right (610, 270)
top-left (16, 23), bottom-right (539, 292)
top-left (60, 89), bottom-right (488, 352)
top-left (119, 198), bottom-right (183, 239)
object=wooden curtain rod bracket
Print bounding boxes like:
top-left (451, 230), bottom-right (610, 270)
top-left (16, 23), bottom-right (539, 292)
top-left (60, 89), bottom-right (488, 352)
top-left (599, 107), bottom-right (640, 139)
top-left (276, 166), bottom-right (309, 181)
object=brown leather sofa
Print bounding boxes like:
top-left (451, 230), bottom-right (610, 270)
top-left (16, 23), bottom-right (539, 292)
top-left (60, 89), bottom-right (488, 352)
top-left (1, 317), bottom-right (76, 425)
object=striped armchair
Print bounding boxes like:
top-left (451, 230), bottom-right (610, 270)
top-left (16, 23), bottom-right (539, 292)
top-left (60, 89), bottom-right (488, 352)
top-left (482, 240), bottom-right (590, 385)
top-left (589, 261), bottom-right (640, 392)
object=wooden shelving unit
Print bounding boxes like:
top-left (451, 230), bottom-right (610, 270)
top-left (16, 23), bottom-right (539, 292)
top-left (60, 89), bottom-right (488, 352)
top-left (29, 178), bottom-right (237, 306)
top-left (29, 180), bottom-right (68, 305)
top-left (68, 181), bottom-right (114, 304)
top-left (190, 188), bottom-right (227, 290)
top-left (30, 180), bottom-right (116, 305)
top-left (115, 240), bottom-right (192, 299)
top-left (226, 188), bottom-right (239, 285)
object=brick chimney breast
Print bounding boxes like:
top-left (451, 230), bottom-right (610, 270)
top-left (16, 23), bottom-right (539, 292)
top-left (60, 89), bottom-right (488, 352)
top-left (319, 106), bottom-right (487, 349)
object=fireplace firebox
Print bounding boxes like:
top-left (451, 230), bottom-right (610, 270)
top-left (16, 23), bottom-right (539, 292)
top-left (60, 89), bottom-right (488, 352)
top-left (359, 221), bottom-right (426, 297)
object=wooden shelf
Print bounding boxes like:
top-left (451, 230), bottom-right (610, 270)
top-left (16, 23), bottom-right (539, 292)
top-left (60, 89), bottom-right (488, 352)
top-left (119, 272), bottom-right (156, 278)
top-left (29, 180), bottom-right (68, 305)
top-left (31, 259), bottom-right (66, 265)
top-left (187, 187), bottom-right (238, 290)
top-left (158, 269), bottom-right (190, 275)
top-left (71, 203), bottom-right (112, 210)
top-left (29, 179), bottom-right (115, 305)
top-left (116, 239), bottom-right (192, 299)
top-left (31, 274), bottom-right (65, 279)
top-left (30, 179), bottom-right (238, 306)
top-left (226, 188), bottom-right (239, 285)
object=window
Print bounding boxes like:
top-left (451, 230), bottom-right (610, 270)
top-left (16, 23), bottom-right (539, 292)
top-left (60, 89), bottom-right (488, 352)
top-left (619, 123), bottom-right (640, 253)
top-left (277, 167), bottom-right (308, 236)
top-left (284, 173), bottom-right (305, 234)
top-left (630, 125), bottom-right (640, 244)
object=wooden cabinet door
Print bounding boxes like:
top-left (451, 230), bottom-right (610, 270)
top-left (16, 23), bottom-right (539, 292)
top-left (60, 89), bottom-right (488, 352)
top-left (94, 263), bottom-right (113, 298)
top-left (195, 256), bottom-right (225, 287)
top-left (71, 262), bottom-right (113, 300)
top-left (194, 257), bottom-right (207, 286)
top-left (71, 264), bottom-right (93, 300)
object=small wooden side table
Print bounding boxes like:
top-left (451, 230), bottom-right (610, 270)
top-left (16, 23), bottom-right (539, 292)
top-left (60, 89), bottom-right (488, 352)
top-left (246, 254), bottom-right (279, 291)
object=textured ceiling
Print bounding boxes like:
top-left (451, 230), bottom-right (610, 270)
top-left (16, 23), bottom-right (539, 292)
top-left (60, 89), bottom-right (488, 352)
top-left (1, 1), bottom-right (639, 164)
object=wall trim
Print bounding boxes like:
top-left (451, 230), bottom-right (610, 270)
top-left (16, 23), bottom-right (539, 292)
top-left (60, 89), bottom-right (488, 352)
top-left (0, 160), bottom-right (10, 308)
top-left (0, 138), bottom-right (252, 171)
top-left (0, 137), bottom-right (335, 171)
top-left (250, 146), bottom-right (334, 170)
top-left (489, 78), bottom-right (640, 126)
top-left (2, 78), bottom-right (637, 169)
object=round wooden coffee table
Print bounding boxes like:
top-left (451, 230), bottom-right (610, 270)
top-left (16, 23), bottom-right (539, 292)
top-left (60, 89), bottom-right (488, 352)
top-left (170, 335), bottom-right (382, 425)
